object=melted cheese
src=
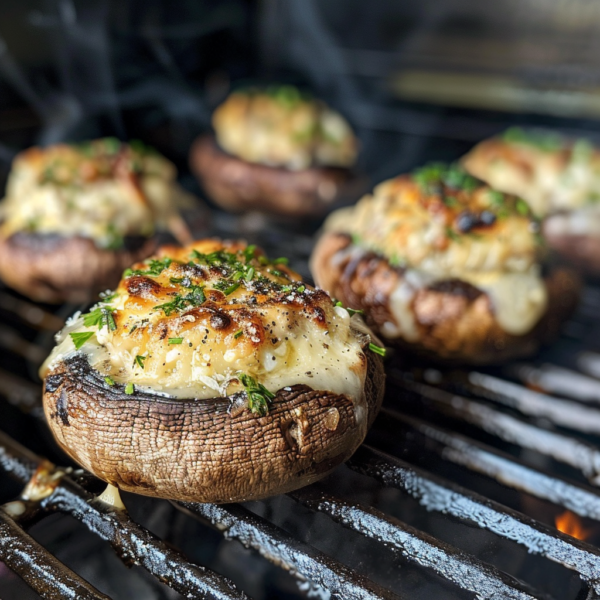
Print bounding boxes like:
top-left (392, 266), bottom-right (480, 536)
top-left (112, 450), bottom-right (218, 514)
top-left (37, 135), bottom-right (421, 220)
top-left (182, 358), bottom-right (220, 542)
top-left (41, 240), bottom-right (368, 410)
top-left (463, 136), bottom-right (600, 217)
top-left (0, 141), bottom-right (178, 248)
top-left (324, 169), bottom-right (547, 337)
top-left (213, 89), bottom-right (357, 170)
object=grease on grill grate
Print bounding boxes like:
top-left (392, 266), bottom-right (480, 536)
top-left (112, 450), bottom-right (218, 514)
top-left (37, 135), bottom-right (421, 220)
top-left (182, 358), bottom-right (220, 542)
top-left (1, 221), bottom-right (600, 599)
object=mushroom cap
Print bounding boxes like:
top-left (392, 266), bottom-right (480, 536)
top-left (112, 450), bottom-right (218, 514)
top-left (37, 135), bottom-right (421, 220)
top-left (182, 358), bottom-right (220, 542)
top-left (190, 134), bottom-right (366, 218)
top-left (311, 231), bottom-right (580, 364)
top-left (43, 332), bottom-right (384, 503)
top-left (0, 232), bottom-right (156, 303)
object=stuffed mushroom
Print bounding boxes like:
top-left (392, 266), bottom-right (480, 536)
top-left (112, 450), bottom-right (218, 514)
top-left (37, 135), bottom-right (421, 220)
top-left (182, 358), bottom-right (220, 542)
top-left (41, 239), bottom-right (385, 503)
top-left (311, 163), bottom-right (580, 364)
top-left (0, 138), bottom-right (187, 303)
top-left (462, 127), bottom-right (600, 274)
top-left (190, 85), bottom-right (363, 218)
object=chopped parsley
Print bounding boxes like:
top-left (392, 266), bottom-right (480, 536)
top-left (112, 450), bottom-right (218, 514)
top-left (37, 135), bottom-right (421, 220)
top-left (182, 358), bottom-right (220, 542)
top-left (124, 257), bottom-right (173, 278)
top-left (82, 306), bottom-right (116, 331)
top-left (154, 285), bottom-right (206, 316)
top-left (445, 227), bottom-right (461, 242)
top-left (487, 190), bottom-right (505, 207)
top-left (413, 162), bottom-right (480, 194)
top-left (239, 373), bottom-right (275, 416)
top-left (335, 301), bottom-right (364, 317)
top-left (124, 382), bottom-right (135, 395)
top-left (168, 337), bottom-right (183, 345)
top-left (502, 127), bottom-right (563, 152)
top-left (515, 198), bottom-right (530, 216)
top-left (104, 376), bottom-right (115, 386)
top-left (369, 343), bottom-right (386, 357)
top-left (70, 331), bottom-right (95, 349)
top-left (134, 355), bottom-right (146, 369)
top-left (234, 329), bottom-right (244, 339)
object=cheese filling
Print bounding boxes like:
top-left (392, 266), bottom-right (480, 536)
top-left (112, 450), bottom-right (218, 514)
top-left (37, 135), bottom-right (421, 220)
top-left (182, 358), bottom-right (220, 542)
top-left (324, 164), bottom-right (548, 338)
top-left (41, 241), bottom-right (368, 413)
top-left (0, 139), bottom-right (178, 249)
top-left (212, 87), bottom-right (358, 170)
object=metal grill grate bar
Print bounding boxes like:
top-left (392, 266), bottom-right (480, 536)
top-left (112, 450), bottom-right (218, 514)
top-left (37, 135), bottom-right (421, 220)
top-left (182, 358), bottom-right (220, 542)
top-left (289, 487), bottom-right (548, 600)
top-left (509, 363), bottom-right (600, 404)
top-left (466, 372), bottom-right (600, 435)
top-left (176, 501), bottom-right (404, 600)
top-left (0, 431), bottom-right (251, 600)
top-left (394, 378), bottom-right (600, 485)
top-left (374, 410), bottom-right (600, 521)
top-left (349, 445), bottom-right (600, 592)
top-left (0, 508), bottom-right (111, 600)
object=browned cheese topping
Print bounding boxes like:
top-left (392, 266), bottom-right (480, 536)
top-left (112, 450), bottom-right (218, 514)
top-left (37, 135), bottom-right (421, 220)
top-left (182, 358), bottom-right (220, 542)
top-left (0, 138), bottom-right (178, 248)
top-left (213, 86), bottom-right (358, 170)
top-left (43, 239), bottom-right (371, 413)
top-left (324, 163), bottom-right (548, 336)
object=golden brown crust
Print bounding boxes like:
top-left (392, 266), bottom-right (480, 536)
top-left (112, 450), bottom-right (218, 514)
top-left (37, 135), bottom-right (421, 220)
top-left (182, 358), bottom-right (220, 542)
top-left (0, 232), bottom-right (156, 303)
top-left (190, 134), bottom-right (365, 218)
top-left (42, 340), bottom-right (384, 503)
top-left (311, 232), bottom-right (580, 364)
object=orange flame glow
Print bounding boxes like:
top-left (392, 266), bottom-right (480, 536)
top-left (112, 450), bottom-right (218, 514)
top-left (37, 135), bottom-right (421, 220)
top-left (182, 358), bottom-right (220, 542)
top-left (555, 511), bottom-right (592, 541)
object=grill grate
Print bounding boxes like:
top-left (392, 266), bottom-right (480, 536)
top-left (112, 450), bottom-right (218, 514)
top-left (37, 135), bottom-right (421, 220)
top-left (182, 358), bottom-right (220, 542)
top-left (1, 219), bottom-right (600, 599)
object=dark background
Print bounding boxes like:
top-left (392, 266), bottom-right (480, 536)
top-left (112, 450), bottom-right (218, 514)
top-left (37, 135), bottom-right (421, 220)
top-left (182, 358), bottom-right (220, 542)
top-left (3, 0), bottom-right (600, 196)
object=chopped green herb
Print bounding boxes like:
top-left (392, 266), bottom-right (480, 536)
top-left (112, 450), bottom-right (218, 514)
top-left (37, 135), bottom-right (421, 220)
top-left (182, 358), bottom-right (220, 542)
top-left (516, 199), bottom-right (530, 216)
top-left (502, 127), bottom-right (563, 152)
top-left (273, 257), bottom-right (289, 265)
top-left (223, 282), bottom-right (240, 295)
top-left (445, 227), bottom-right (461, 242)
top-left (413, 162), bottom-right (481, 194)
top-left (369, 343), bottom-right (386, 357)
top-left (124, 382), bottom-right (135, 395)
top-left (154, 285), bottom-right (206, 316)
top-left (232, 271), bottom-right (244, 281)
top-left (243, 245), bottom-right (257, 263)
top-left (297, 285), bottom-right (306, 293)
top-left (104, 376), bottom-right (115, 386)
top-left (335, 301), bottom-right (364, 317)
top-left (70, 331), bottom-right (95, 349)
top-left (488, 190), bottom-right (505, 207)
top-left (126, 257), bottom-right (173, 277)
top-left (239, 373), bottom-right (275, 416)
top-left (104, 223), bottom-right (124, 250)
top-left (234, 329), bottom-right (244, 339)
top-left (572, 138), bottom-right (593, 163)
top-left (245, 267), bottom-right (255, 282)
top-left (103, 137), bottom-right (122, 155)
top-left (168, 337), bottom-right (183, 345)
top-left (134, 355), bottom-right (146, 369)
top-left (443, 196), bottom-right (459, 207)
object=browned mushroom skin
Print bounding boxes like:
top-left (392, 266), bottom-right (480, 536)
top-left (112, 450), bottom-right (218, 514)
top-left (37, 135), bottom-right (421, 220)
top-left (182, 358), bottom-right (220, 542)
top-left (190, 134), bottom-right (366, 218)
top-left (542, 220), bottom-right (600, 276)
top-left (0, 231), bottom-right (156, 304)
top-left (311, 232), bottom-right (580, 364)
top-left (43, 333), bottom-right (384, 504)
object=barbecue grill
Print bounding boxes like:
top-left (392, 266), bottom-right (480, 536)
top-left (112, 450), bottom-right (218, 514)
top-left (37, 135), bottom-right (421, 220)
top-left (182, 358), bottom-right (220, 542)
top-left (1, 209), bottom-right (600, 600)
top-left (3, 1), bottom-right (600, 598)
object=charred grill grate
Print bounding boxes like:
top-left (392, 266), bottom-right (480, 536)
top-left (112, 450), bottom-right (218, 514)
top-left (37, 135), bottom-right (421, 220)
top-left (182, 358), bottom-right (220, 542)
top-left (1, 219), bottom-right (600, 599)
